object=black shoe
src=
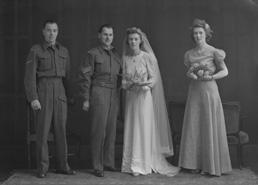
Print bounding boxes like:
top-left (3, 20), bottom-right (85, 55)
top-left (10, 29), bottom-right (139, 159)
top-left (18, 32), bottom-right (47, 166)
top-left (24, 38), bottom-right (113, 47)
top-left (37, 172), bottom-right (47, 178)
top-left (56, 169), bottom-right (76, 175)
top-left (104, 166), bottom-right (121, 172)
top-left (94, 170), bottom-right (104, 177)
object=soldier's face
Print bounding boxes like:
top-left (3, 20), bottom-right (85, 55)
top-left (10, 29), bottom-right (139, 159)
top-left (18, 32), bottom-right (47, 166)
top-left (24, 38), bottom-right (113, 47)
top-left (42, 23), bottom-right (58, 45)
top-left (98, 27), bottom-right (113, 47)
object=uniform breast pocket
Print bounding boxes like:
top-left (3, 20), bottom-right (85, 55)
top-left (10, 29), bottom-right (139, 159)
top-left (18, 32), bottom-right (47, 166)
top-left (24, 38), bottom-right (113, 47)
top-left (95, 57), bottom-right (109, 73)
top-left (58, 53), bottom-right (67, 69)
top-left (38, 55), bottom-right (52, 71)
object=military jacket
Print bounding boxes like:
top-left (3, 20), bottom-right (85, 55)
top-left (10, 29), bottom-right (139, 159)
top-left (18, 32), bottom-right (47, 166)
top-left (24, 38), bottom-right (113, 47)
top-left (78, 45), bottom-right (122, 101)
top-left (24, 42), bottom-right (72, 102)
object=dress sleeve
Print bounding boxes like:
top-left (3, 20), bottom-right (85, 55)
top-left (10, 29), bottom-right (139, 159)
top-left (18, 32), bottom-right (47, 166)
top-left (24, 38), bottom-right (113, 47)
top-left (214, 49), bottom-right (226, 64)
top-left (146, 53), bottom-right (157, 88)
top-left (121, 56), bottom-right (130, 89)
top-left (184, 51), bottom-right (190, 67)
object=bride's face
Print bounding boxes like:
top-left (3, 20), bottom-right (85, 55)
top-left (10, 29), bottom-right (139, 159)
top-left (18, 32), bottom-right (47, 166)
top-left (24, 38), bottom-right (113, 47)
top-left (128, 33), bottom-right (141, 51)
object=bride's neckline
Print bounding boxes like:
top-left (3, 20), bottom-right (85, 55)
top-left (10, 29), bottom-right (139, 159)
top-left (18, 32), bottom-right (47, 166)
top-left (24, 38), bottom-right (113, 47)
top-left (129, 51), bottom-right (142, 63)
top-left (130, 50), bottom-right (142, 57)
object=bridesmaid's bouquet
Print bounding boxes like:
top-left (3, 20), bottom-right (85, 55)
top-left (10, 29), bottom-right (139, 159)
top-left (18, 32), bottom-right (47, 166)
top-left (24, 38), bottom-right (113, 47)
top-left (188, 62), bottom-right (209, 80)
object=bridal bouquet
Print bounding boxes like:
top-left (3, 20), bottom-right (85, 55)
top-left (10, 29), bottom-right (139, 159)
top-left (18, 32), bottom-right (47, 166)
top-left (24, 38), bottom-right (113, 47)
top-left (188, 62), bottom-right (209, 80)
top-left (121, 70), bottom-right (150, 91)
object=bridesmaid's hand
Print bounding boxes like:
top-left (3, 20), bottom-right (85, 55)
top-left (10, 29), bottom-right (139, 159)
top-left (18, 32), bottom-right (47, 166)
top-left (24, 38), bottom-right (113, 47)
top-left (199, 75), bottom-right (213, 81)
top-left (187, 71), bottom-right (198, 80)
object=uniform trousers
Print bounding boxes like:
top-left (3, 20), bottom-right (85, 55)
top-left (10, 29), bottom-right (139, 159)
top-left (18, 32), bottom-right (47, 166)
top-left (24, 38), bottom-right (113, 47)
top-left (90, 86), bottom-right (119, 171)
top-left (35, 78), bottom-right (70, 173)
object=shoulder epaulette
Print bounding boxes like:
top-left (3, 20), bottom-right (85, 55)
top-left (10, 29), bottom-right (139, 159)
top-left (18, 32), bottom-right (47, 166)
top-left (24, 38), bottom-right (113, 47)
top-left (88, 47), bottom-right (98, 54)
top-left (31, 44), bottom-right (41, 51)
top-left (58, 43), bottom-right (67, 49)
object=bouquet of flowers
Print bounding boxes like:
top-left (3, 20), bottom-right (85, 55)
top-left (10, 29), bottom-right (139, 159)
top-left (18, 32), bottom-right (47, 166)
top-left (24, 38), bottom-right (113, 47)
top-left (188, 62), bottom-right (209, 80)
top-left (121, 69), bottom-right (151, 91)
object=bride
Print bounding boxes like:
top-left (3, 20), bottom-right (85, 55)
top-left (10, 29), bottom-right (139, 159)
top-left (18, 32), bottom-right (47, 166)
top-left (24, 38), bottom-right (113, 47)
top-left (121, 27), bottom-right (180, 177)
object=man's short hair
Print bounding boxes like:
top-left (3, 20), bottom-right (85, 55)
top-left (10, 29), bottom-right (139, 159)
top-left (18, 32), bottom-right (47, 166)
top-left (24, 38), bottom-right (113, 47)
top-left (42, 20), bottom-right (58, 29)
top-left (98, 24), bottom-right (113, 33)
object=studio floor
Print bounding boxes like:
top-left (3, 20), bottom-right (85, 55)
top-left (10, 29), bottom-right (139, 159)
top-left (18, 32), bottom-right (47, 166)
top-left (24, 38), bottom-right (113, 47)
top-left (0, 144), bottom-right (258, 184)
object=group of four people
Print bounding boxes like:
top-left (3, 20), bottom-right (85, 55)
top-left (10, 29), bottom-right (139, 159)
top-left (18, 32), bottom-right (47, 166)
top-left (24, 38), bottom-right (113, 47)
top-left (24, 19), bottom-right (231, 178)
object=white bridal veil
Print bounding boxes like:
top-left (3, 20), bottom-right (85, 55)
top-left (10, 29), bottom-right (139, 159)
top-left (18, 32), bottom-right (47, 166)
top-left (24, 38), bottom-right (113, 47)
top-left (122, 27), bottom-right (174, 156)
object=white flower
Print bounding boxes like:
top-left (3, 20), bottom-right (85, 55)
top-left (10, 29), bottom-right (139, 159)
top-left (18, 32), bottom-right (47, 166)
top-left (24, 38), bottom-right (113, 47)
top-left (188, 62), bottom-right (209, 79)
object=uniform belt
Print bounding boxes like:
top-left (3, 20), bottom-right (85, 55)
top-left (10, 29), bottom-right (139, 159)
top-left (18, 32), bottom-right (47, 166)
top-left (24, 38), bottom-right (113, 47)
top-left (38, 77), bottom-right (62, 84)
top-left (92, 80), bottom-right (117, 88)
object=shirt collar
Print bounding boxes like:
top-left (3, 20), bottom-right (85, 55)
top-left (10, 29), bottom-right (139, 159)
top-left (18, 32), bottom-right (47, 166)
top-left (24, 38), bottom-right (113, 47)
top-left (42, 42), bottom-right (60, 51)
top-left (97, 44), bottom-right (115, 54)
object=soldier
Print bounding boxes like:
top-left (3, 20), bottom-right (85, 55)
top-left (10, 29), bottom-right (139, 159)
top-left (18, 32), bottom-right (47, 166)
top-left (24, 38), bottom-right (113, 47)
top-left (24, 20), bottom-right (76, 178)
top-left (78, 24), bottom-right (122, 177)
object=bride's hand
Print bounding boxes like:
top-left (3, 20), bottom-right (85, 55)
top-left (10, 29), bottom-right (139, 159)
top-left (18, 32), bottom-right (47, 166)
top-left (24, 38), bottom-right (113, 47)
top-left (128, 84), bottom-right (138, 92)
top-left (142, 86), bottom-right (150, 90)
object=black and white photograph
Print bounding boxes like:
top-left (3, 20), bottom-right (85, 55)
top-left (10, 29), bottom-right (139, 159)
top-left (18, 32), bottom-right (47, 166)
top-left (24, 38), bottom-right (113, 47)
top-left (0, 0), bottom-right (258, 184)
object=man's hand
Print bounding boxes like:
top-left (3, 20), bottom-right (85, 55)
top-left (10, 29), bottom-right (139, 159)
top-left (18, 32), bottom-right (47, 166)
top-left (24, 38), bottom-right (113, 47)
top-left (31, 100), bottom-right (41, 110)
top-left (82, 100), bottom-right (89, 111)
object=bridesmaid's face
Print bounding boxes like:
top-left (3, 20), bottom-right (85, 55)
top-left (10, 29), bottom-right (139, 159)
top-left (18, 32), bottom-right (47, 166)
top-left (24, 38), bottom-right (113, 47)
top-left (128, 33), bottom-right (141, 51)
top-left (193, 27), bottom-right (206, 44)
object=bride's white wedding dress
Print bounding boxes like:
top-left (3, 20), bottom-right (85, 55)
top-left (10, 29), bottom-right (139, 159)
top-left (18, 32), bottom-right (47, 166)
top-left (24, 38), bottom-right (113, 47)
top-left (121, 51), bottom-right (180, 176)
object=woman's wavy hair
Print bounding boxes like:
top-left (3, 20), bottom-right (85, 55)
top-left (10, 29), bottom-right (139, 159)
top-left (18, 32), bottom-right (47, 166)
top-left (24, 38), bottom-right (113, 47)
top-left (190, 19), bottom-right (213, 42)
top-left (125, 27), bottom-right (144, 48)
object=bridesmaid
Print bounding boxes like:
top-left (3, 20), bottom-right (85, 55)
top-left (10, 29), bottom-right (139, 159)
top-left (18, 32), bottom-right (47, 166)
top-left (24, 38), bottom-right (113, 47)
top-left (178, 19), bottom-right (232, 176)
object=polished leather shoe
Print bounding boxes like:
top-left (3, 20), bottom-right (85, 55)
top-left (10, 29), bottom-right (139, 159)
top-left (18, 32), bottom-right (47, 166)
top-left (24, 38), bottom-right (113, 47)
top-left (94, 170), bottom-right (104, 177)
top-left (104, 166), bottom-right (121, 172)
top-left (56, 169), bottom-right (76, 175)
top-left (37, 172), bottom-right (47, 178)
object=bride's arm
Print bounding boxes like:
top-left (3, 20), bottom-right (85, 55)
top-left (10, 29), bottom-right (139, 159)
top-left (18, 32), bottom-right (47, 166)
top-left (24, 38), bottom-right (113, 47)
top-left (121, 57), bottom-right (133, 89)
top-left (145, 53), bottom-right (157, 88)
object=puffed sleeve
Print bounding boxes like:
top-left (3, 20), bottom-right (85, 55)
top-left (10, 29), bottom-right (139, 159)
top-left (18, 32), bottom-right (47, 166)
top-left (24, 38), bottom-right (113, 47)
top-left (214, 49), bottom-right (226, 64)
top-left (184, 51), bottom-right (190, 67)
top-left (145, 53), bottom-right (157, 88)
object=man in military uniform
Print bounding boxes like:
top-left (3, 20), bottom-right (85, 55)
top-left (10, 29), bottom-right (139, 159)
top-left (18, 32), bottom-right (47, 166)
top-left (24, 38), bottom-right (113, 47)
top-left (24, 20), bottom-right (76, 178)
top-left (78, 24), bottom-right (122, 177)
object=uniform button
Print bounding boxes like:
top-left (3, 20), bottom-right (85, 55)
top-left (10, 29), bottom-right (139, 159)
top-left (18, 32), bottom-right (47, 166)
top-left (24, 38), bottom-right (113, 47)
top-left (101, 82), bottom-right (105, 86)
